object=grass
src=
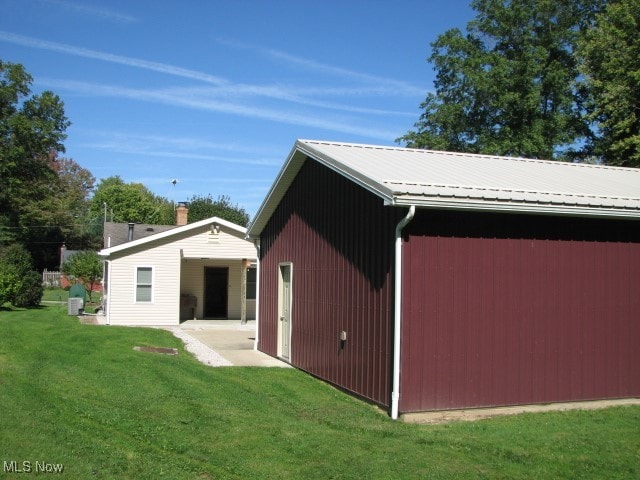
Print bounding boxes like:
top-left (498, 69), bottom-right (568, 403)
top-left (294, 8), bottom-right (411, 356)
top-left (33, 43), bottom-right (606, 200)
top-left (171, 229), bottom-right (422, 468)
top-left (1, 305), bottom-right (639, 479)
top-left (42, 287), bottom-right (102, 313)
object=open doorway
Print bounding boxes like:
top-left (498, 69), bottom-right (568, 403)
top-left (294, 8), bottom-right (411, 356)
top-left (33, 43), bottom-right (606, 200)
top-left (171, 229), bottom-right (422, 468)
top-left (204, 267), bottom-right (228, 318)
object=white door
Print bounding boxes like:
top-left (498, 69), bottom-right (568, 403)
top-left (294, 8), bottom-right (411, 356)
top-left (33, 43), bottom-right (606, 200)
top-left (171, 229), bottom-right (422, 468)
top-left (279, 264), bottom-right (292, 360)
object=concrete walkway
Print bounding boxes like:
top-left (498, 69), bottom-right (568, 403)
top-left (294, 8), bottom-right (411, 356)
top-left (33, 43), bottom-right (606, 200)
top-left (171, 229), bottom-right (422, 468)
top-left (177, 320), bottom-right (290, 368)
top-left (78, 316), bottom-right (289, 367)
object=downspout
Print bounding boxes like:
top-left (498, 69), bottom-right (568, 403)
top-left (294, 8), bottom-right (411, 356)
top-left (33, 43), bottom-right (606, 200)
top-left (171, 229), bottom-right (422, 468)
top-left (253, 239), bottom-right (261, 351)
top-left (103, 259), bottom-right (111, 325)
top-left (391, 205), bottom-right (415, 420)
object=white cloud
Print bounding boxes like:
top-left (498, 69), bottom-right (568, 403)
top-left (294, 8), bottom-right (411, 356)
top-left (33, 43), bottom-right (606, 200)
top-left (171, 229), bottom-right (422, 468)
top-left (0, 31), bottom-right (228, 85)
top-left (0, 31), bottom-right (422, 116)
top-left (40, 78), bottom-right (402, 141)
top-left (219, 38), bottom-right (427, 97)
top-left (44, 0), bottom-right (138, 23)
top-left (79, 131), bottom-right (282, 157)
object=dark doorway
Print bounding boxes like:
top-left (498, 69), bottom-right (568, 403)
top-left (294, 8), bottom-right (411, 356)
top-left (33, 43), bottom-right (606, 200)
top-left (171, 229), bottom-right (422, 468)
top-left (204, 267), bottom-right (228, 318)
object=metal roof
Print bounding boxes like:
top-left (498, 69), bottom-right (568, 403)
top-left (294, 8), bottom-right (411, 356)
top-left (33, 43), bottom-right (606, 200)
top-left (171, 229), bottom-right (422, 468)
top-left (248, 140), bottom-right (640, 236)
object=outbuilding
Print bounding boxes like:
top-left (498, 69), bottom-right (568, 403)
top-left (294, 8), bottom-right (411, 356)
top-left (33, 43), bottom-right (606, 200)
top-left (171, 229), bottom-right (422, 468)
top-left (100, 216), bottom-right (257, 326)
top-left (247, 139), bottom-right (640, 418)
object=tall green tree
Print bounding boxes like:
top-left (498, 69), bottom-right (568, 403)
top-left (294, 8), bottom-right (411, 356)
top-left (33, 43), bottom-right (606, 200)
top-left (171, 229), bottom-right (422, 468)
top-left (577, 0), bottom-right (640, 166)
top-left (90, 176), bottom-right (174, 225)
top-left (399, 0), bottom-right (605, 160)
top-left (0, 60), bottom-right (70, 247)
top-left (20, 157), bottom-right (100, 268)
top-left (49, 157), bottom-right (100, 250)
top-left (186, 194), bottom-right (250, 226)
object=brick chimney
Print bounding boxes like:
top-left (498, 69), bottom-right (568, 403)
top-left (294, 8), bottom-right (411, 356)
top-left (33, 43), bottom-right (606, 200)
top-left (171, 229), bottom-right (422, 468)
top-left (176, 202), bottom-right (188, 226)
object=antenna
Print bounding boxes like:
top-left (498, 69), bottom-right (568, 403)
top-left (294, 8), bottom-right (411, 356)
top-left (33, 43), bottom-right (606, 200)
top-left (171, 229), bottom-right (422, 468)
top-left (169, 179), bottom-right (179, 208)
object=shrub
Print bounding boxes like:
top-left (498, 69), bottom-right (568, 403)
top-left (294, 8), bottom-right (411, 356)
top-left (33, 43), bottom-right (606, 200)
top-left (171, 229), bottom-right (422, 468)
top-left (11, 271), bottom-right (44, 307)
top-left (0, 263), bottom-right (18, 307)
top-left (0, 243), bottom-right (43, 308)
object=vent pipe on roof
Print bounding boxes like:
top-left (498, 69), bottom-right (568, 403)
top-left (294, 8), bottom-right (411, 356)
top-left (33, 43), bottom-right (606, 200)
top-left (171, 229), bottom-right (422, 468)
top-left (127, 223), bottom-right (135, 242)
top-left (391, 205), bottom-right (415, 420)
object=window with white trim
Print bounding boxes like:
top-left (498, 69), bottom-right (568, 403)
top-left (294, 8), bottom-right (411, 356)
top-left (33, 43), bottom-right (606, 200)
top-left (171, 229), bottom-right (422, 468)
top-left (135, 267), bottom-right (153, 302)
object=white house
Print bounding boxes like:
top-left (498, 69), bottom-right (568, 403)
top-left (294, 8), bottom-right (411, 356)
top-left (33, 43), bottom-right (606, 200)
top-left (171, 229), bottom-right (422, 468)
top-left (99, 216), bottom-right (257, 326)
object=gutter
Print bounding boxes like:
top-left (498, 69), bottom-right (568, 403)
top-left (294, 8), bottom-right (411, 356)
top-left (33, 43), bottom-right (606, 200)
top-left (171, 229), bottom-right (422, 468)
top-left (391, 205), bottom-right (415, 420)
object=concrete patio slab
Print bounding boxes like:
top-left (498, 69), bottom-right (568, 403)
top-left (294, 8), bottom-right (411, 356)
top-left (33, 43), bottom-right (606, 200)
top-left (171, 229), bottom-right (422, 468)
top-left (177, 320), bottom-right (290, 368)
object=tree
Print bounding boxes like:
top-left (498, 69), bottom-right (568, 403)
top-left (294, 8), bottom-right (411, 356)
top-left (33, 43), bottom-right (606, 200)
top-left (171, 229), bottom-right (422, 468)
top-left (50, 157), bottom-right (98, 247)
top-left (90, 176), bottom-right (174, 225)
top-left (0, 60), bottom-right (70, 246)
top-left (186, 194), bottom-right (250, 226)
top-left (398, 0), bottom-right (605, 160)
top-left (577, 0), bottom-right (640, 167)
top-left (20, 156), bottom-right (101, 269)
top-left (61, 251), bottom-right (103, 302)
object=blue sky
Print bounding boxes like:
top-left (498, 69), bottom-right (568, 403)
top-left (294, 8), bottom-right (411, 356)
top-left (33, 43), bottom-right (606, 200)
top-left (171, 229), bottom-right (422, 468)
top-left (1, 0), bottom-right (475, 217)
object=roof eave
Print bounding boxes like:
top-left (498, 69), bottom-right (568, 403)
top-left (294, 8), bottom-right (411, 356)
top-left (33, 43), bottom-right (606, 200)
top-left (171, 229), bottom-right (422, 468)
top-left (100, 216), bottom-right (247, 257)
top-left (390, 196), bottom-right (640, 219)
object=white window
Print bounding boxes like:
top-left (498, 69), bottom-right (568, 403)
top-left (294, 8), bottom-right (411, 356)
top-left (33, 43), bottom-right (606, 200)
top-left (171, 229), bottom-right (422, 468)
top-left (135, 267), bottom-right (153, 302)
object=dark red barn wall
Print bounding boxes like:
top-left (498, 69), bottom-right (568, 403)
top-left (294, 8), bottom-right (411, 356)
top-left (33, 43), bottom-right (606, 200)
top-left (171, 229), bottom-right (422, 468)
top-left (259, 159), bottom-right (400, 406)
top-left (401, 210), bottom-right (640, 412)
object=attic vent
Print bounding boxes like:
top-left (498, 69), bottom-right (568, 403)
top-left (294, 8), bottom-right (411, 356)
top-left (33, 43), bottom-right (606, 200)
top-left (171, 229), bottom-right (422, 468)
top-left (208, 223), bottom-right (220, 244)
top-left (146, 228), bottom-right (154, 232)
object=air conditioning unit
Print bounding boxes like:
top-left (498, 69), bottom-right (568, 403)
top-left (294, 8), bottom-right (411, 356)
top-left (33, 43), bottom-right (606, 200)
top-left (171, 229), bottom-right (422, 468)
top-left (68, 297), bottom-right (84, 316)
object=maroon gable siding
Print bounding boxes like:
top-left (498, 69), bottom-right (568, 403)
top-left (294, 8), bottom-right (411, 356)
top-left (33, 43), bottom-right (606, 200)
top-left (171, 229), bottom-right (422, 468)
top-left (259, 159), bottom-right (400, 406)
top-left (401, 210), bottom-right (640, 412)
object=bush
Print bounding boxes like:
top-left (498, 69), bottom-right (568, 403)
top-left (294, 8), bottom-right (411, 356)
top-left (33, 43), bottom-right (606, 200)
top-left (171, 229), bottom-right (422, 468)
top-left (0, 263), bottom-right (18, 307)
top-left (0, 243), bottom-right (43, 308)
top-left (12, 271), bottom-right (44, 307)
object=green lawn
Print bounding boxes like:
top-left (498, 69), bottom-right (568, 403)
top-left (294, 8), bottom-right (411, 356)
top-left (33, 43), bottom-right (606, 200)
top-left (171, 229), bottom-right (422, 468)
top-left (1, 305), bottom-right (638, 479)
top-left (42, 286), bottom-right (103, 303)
top-left (42, 287), bottom-right (102, 313)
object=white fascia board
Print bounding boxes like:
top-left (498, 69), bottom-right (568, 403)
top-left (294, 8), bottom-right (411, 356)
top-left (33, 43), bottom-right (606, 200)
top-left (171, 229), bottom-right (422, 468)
top-left (100, 216), bottom-right (247, 257)
top-left (248, 140), bottom-right (395, 238)
top-left (295, 141), bottom-right (395, 203)
top-left (247, 143), bottom-right (307, 238)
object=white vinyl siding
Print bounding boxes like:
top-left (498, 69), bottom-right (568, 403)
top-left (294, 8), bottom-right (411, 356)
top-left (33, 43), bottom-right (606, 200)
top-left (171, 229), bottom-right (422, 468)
top-left (103, 221), bottom-right (256, 326)
top-left (135, 267), bottom-right (153, 302)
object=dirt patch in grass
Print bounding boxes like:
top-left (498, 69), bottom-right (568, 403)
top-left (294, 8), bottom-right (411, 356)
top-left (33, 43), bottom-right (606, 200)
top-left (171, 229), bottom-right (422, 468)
top-left (133, 346), bottom-right (179, 355)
